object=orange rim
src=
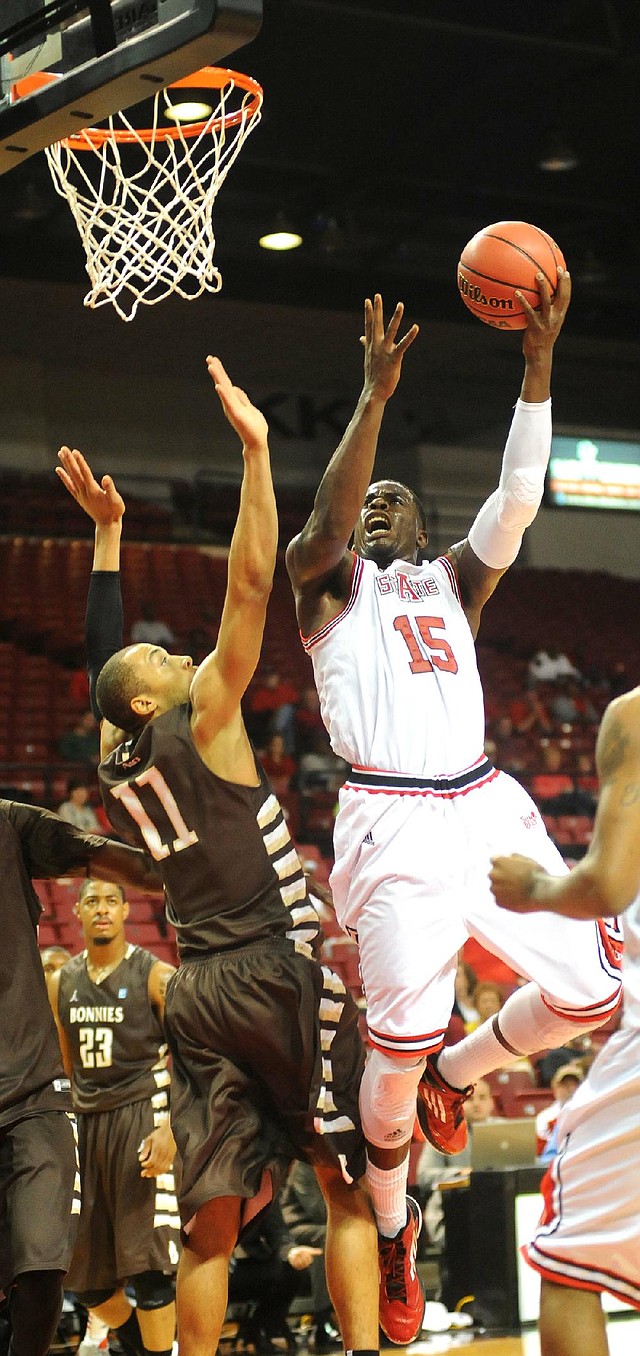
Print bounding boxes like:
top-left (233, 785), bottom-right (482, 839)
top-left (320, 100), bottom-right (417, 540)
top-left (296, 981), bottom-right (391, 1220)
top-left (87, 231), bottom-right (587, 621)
top-left (10, 66), bottom-right (263, 147)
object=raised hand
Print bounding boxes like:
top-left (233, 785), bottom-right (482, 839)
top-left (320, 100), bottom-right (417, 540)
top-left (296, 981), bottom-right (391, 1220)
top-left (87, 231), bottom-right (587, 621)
top-left (206, 355), bottom-right (269, 453)
top-left (519, 268), bottom-right (572, 360)
top-left (361, 294), bottom-right (419, 402)
top-left (56, 446), bottom-right (125, 526)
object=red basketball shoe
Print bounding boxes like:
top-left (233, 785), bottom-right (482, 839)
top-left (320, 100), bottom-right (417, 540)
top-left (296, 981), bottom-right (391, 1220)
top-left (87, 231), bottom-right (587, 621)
top-left (414, 1056), bottom-right (473, 1154)
top-left (378, 1196), bottom-right (425, 1345)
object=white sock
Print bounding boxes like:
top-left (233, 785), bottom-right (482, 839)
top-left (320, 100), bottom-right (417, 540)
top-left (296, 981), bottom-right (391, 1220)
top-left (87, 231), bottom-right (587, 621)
top-left (366, 1156), bottom-right (409, 1238)
top-left (438, 983), bottom-right (586, 1089)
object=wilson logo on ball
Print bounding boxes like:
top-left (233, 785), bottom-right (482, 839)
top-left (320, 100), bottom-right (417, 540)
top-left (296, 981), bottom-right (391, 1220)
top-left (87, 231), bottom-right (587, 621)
top-left (457, 220), bottom-right (566, 330)
top-left (458, 274), bottom-right (513, 310)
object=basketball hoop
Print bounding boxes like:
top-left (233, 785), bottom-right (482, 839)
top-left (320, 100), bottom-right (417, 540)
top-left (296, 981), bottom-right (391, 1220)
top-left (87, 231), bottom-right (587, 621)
top-left (13, 67), bottom-right (263, 322)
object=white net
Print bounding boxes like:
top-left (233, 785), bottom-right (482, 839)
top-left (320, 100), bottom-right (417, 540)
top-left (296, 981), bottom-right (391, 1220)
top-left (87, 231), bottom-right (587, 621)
top-left (44, 69), bottom-right (263, 322)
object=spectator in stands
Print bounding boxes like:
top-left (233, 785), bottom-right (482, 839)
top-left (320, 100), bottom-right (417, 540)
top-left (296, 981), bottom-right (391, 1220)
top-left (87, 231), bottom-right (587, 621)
top-left (536, 1061), bottom-right (584, 1161)
top-left (508, 687), bottom-right (553, 737)
top-left (281, 1161), bottom-right (341, 1352)
top-left (40, 946), bottom-right (72, 980)
top-left (549, 679), bottom-right (598, 728)
top-left (57, 777), bottom-right (101, 833)
top-left (246, 666), bottom-right (299, 751)
top-left (294, 687), bottom-right (327, 757)
top-left (575, 751), bottom-right (598, 794)
top-left (548, 679), bottom-right (581, 726)
top-left (130, 602), bottom-right (176, 649)
top-left (185, 610), bottom-right (218, 665)
top-left (298, 735), bottom-right (348, 794)
top-left (609, 659), bottom-right (631, 698)
top-left (67, 654), bottom-right (91, 709)
top-left (534, 1039), bottom-right (591, 1089)
top-left (465, 981), bottom-right (505, 1032)
top-left (573, 685), bottom-right (600, 725)
top-left (228, 1198), bottom-right (320, 1354)
top-left (530, 743), bottom-right (574, 806)
top-left (57, 710), bottom-right (100, 767)
top-left (491, 715), bottom-right (529, 779)
top-left (260, 732), bottom-right (297, 797)
top-left (528, 646), bottom-right (581, 687)
top-left (452, 960), bottom-right (479, 1031)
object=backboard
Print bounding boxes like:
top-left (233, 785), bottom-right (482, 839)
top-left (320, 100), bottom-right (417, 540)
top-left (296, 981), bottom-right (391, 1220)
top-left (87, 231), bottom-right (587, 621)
top-left (0, 0), bottom-right (262, 174)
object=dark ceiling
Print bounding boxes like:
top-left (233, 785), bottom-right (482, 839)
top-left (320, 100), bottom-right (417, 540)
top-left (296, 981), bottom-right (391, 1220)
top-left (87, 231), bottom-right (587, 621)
top-left (1, 0), bottom-right (639, 339)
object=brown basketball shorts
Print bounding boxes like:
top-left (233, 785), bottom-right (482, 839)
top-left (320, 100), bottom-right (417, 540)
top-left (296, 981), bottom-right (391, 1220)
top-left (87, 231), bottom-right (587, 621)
top-left (65, 1099), bottom-right (180, 1293)
top-left (164, 937), bottom-right (366, 1229)
top-left (0, 1108), bottom-right (81, 1291)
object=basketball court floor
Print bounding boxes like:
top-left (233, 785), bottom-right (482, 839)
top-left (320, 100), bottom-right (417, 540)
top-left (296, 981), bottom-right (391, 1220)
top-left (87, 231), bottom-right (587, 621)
top-left (402, 1316), bottom-right (640, 1356)
top-left (218, 1313), bottom-right (640, 1356)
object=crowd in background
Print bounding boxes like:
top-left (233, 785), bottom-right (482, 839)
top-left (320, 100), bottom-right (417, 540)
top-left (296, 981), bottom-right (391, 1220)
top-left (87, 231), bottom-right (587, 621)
top-left (26, 606), bottom-right (629, 1352)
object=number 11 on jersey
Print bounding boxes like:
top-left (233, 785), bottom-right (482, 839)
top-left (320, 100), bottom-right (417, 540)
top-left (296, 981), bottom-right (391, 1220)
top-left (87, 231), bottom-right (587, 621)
top-left (111, 766), bottom-right (198, 861)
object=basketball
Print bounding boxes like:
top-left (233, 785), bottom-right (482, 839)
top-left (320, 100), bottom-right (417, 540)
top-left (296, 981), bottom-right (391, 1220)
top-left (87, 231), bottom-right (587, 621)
top-left (457, 220), bottom-right (566, 330)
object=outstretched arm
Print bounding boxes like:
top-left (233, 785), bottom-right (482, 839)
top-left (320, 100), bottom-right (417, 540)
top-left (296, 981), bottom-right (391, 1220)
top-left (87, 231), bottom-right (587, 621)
top-left (451, 270), bottom-right (572, 637)
top-left (285, 296), bottom-right (419, 620)
top-left (490, 687), bottom-right (640, 919)
top-left (189, 358), bottom-right (277, 742)
top-left (47, 969), bottom-right (75, 1081)
top-left (56, 447), bottom-right (125, 720)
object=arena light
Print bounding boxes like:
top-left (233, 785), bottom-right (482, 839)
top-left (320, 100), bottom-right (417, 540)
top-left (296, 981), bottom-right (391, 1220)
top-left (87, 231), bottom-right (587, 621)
top-left (538, 140), bottom-right (578, 172)
top-left (164, 100), bottom-right (213, 123)
top-left (259, 212), bottom-right (303, 251)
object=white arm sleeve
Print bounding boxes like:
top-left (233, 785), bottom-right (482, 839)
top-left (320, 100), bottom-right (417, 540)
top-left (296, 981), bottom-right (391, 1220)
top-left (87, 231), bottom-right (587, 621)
top-left (467, 397), bottom-right (552, 569)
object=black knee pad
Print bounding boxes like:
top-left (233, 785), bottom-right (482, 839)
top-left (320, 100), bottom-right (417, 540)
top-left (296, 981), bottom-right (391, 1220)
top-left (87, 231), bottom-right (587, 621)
top-left (74, 1289), bottom-right (117, 1310)
top-left (130, 1272), bottom-right (175, 1311)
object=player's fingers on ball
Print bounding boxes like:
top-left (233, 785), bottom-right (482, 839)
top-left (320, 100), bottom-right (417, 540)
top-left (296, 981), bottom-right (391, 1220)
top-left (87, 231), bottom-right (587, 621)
top-left (536, 273), bottom-right (552, 311)
top-left (558, 268), bottom-right (572, 306)
top-left (515, 290), bottom-right (536, 320)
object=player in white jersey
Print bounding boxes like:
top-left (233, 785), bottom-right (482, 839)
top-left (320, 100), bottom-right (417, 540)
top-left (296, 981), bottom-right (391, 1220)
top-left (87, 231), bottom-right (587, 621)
top-left (286, 281), bottom-right (623, 1344)
top-left (490, 686), bottom-right (640, 1355)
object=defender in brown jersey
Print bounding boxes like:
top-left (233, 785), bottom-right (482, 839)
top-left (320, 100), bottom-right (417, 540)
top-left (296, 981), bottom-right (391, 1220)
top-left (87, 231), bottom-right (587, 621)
top-left (0, 799), bottom-right (161, 1356)
top-left (57, 360), bottom-right (380, 1356)
top-left (48, 879), bottom-right (178, 1356)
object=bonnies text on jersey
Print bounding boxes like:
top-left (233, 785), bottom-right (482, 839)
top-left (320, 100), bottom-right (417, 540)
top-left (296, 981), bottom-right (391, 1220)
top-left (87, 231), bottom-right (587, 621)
top-left (69, 1005), bottom-right (125, 1023)
top-left (375, 570), bottom-right (440, 602)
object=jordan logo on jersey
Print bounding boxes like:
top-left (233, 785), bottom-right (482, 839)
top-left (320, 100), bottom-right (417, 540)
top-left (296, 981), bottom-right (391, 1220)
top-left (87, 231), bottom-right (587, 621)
top-left (375, 570), bottom-right (440, 601)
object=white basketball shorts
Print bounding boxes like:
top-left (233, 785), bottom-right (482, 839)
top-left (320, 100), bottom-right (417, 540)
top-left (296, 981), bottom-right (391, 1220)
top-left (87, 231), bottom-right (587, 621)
top-left (330, 764), bottom-right (622, 1057)
top-left (525, 1024), bottom-right (640, 1309)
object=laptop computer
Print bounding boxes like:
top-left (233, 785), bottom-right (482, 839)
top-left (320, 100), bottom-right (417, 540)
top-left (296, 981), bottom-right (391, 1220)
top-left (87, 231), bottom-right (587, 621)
top-left (470, 1117), bottom-right (538, 1171)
